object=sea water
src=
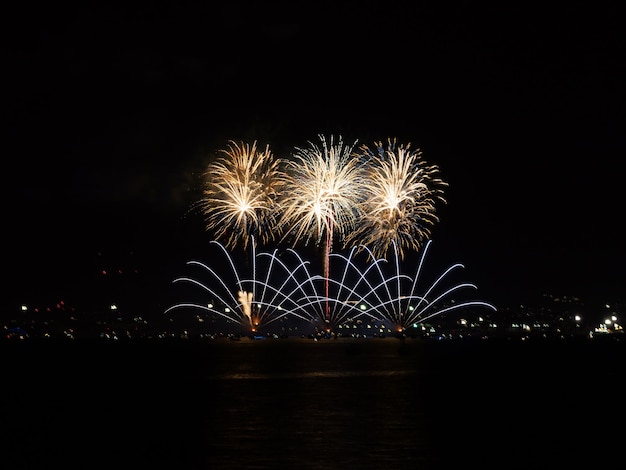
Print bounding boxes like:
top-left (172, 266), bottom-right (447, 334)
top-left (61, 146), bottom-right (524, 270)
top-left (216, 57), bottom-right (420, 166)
top-left (2, 337), bottom-right (623, 469)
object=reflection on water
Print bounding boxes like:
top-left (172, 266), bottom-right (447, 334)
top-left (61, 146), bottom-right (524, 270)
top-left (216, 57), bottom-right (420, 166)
top-left (202, 374), bottom-right (435, 468)
top-left (218, 369), bottom-right (418, 379)
top-left (186, 339), bottom-right (439, 468)
top-left (2, 338), bottom-right (624, 469)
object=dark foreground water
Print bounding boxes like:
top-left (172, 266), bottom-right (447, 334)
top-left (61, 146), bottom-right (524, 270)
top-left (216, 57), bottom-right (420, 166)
top-left (2, 337), bottom-right (624, 469)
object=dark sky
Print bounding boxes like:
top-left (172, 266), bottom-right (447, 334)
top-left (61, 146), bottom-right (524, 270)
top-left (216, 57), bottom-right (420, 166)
top-left (7, 2), bottom-right (625, 313)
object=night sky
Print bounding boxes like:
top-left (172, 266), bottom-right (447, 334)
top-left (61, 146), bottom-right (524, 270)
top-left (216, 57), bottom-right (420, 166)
top-left (7, 2), bottom-right (624, 315)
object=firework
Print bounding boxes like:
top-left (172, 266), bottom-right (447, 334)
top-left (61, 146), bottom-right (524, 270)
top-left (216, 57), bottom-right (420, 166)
top-left (188, 134), bottom-right (466, 331)
top-left (344, 138), bottom-right (448, 260)
top-left (278, 134), bottom-right (365, 322)
top-left (199, 140), bottom-right (287, 250)
top-left (165, 239), bottom-right (497, 334)
top-left (278, 134), bottom-right (365, 248)
top-left (165, 239), bottom-right (333, 334)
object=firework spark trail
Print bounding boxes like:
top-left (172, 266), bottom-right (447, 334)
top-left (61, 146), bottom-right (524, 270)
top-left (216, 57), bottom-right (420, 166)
top-left (165, 239), bottom-right (255, 325)
top-left (314, 239), bottom-right (497, 331)
top-left (166, 242), bottom-right (298, 330)
top-left (362, 240), bottom-right (497, 330)
top-left (256, 248), bottom-right (326, 322)
top-left (323, 247), bottom-right (406, 327)
top-left (165, 262), bottom-right (243, 323)
top-left (200, 140), bottom-right (286, 250)
top-left (167, 241), bottom-right (330, 331)
top-left (345, 138), bottom-right (448, 260)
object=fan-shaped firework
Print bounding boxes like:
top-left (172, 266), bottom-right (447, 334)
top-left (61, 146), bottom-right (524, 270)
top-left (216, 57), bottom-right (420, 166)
top-left (344, 138), bottom-right (447, 260)
top-left (199, 140), bottom-right (286, 250)
top-left (329, 239), bottom-right (496, 332)
top-left (165, 238), bottom-right (497, 334)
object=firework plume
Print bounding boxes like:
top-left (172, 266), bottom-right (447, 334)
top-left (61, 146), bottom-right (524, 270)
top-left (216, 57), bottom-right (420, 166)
top-left (278, 134), bottom-right (365, 248)
top-left (200, 140), bottom-right (287, 250)
top-left (344, 138), bottom-right (448, 260)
